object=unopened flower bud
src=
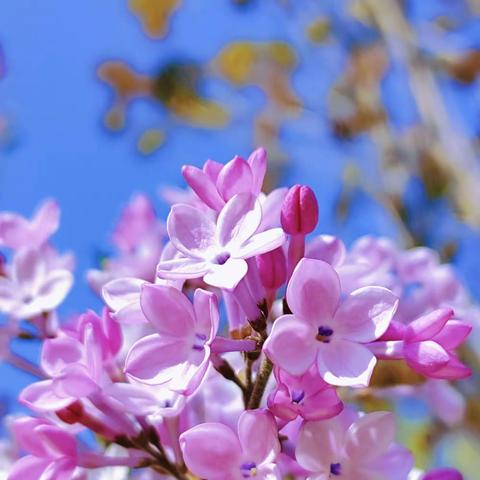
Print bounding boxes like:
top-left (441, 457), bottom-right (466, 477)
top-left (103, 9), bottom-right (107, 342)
top-left (281, 185), bottom-right (319, 235)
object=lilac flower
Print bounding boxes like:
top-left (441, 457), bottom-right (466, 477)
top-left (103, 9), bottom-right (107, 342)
top-left (182, 148), bottom-right (267, 211)
top-left (402, 308), bottom-right (471, 380)
top-left (0, 199), bottom-right (59, 250)
top-left (157, 192), bottom-right (285, 290)
top-left (124, 285), bottom-right (219, 394)
top-left (180, 409), bottom-right (281, 480)
top-left (0, 248), bottom-right (73, 319)
top-left (264, 258), bottom-right (398, 386)
top-left (8, 417), bottom-right (80, 480)
top-left (268, 365), bottom-right (343, 422)
top-left (296, 411), bottom-right (413, 480)
top-left (422, 468), bottom-right (463, 480)
top-left (371, 308), bottom-right (472, 380)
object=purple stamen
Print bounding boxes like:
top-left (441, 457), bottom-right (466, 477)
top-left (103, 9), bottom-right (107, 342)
top-left (192, 332), bottom-right (207, 351)
top-left (316, 325), bottom-right (333, 343)
top-left (291, 389), bottom-right (305, 404)
top-left (330, 462), bottom-right (341, 476)
top-left (240, 461), bottom-right (257, 478)
top-left (214, 252), bottom-right (231, 265)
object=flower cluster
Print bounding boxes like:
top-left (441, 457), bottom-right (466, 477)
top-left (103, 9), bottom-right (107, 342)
top-left (1, 149), bottom-right (473, 479)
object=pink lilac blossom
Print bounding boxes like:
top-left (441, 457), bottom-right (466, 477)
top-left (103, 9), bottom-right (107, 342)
top-left (263, 258), bottom-right (398, 386)
top-left (2, 149), bottom-right (474, 480)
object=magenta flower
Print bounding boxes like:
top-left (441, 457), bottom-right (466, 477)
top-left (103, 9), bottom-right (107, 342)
top-left (0, 248), bottom-right (73, 319)
top-left (0, 199), bottom-right (59, 249)
top-left (157, 192), bottom-right (285, 289)
top-left (296, 411), bottom-right (413, 480)
top-left (268, 365), bottom-right (343, 422)
top-left (403, 308), bottom-right (472, 380)
top-left (180, 409), bottom-right (281, 480)
top-left (263, 258), bottom-right (398, 386)
top-left (124, 284), bottom-right (219, 394)
top-left (8, 417), bottom-right (79, 480)
top-left (422, 468), bottom-right (463, 480)
top-left (182, 148), bottom-right (267, 211)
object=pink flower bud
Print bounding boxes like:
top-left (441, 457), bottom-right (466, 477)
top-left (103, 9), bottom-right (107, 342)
top-left (257, 247), bottom-right (287, 291)
top-left (281, 185), bottom-right (319, 235)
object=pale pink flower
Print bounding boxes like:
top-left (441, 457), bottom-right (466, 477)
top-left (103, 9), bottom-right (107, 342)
top-left (180, 409), bottom-right (281, 480)
top-left (124, 285), bottom-right (219, 395)
top-left (296, 411), bottom-right (413, 480)
top-left (157, 193), bottom-right (285, 290)
top-left (263, 258), bottom-right (398, 386)
top-left (0, 248), bottom-right (73, 319)
top-left (0, 199), bottom-right (59, 250)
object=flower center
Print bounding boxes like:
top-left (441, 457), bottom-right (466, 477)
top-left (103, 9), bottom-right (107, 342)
top-left (330, 462), bottom-right (341, 476)
top-left (192, 333), bottom-right (207, 351)
top-left (316, 325), bottom-right (333, 343)
top-left (213, 251), bottom-right (231, 265)
top-left (291, 389), bottom-right (305, 404)
top-left (240, 461), bottom-right (257, 478)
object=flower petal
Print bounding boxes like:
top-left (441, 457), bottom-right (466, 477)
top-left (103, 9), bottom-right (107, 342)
top-left (317, 340), bottom-right (377, 387)
top-left (234, 228), bottom-right (286, 259)
top-left (41, 336), bottom-right (84, 377)
top-left (193, 288), bottom-right (219, 340)
top-left (180, 423), bottom-right (241, 480)
top-left (238, 410), bottom-right (280, 465)
top-left (167, 204), bottom-right (216, 258)
top-left (203, 258), bottom-right (248, 290)
top-left (216, 193), bottom-right (261, 248)
top-left (286, 259), bottom-right (340, 325)
top-left (20, 380), bottom-right (73, 412)
top-left (102, 277), bottom-right (145, 312)
top-left (125, 334), bottom-right (190, 385)
top-left (405, 308), bottom-right (454, 343)
top-left (8, 456), bottom-right (50, 480)
top-left (157, 256), bottom-right (209, 280)
top-left (216, 155), bottom-right (253, 201)
top-left (263, 315), bottom-right (317, 376)
top-left (345, 411), bottom-right (395, 462)
top-left (296, 418), bottom-right (343, 474)
top-left (334, 286), bottom-right (398, 343)
top-left (140, 284), bottom-right (194, 337)
top-left (404, 341), bottom-right (450, 375)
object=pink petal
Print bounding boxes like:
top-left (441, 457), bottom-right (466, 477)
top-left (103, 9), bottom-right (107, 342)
top-left (263, 314), bottom-right (317, 376)
top-left (157, 256), bottom-right (209, 279)
top-left (104, 383), bottom-right (158, 415)
top-left (31, 200), bottom-right (61, 245)
top-left (102, 277), bottom-right (145, 313)
top-left (364, 444), bottom-right (414, 480)
top-left (300, 387), bottom-right (344, 421)
top-left (12, 248), bottom-right (45, 287)
top-left (286, 259), bottom-right (340, 324)
top-left (8, 456), bottom-right (50, 480)
top-left (125, 334), bottom-right (190, 385)
top-left (216, 155), bottom-right (253, 201)
top-left (203, 159), bottom-right (223, 182)
top-left (193, 288), bottom-right (219, 340)
top-left (182, 165), bottom-right (225, 211)
top-left (216, 193), bottom-right (261, 248)
top-left (32, 269), bottom-right (73, 311)
top-left (234, 228), bottom-right (286, 259)
top-left (317, 340), bottom-right (377, 387)
top-left (423, 468), bottom-right (463, 480)
top-left (10, 417), bottom-right (49, 456)
top-left (38, 457), bottom-right (76, 480)
top-left (247, 147), bottom-right (267, 195)
top-left (238, 410), bottom-right (280, 465)
top-left (169, 350), bottom-right (211, 395)
top-left (345, 411), bottom-right (395, 462)
top-left (396, 247), bottom-right (439, 283)
top-left (258, 187), bottom-right (287, 231)
top-left (180, 423), bottom-right (242, 480)
top-left (0, 278), bottom-right (18, 312)
top-left (431, 320), bottom-right (472, 350)
top-left (296, 418), bottom-right (343, 474)
top-left (20, 380), bottom-right (73, 412)
top-left (427, 353), bottom-right (472, 380)
top-left (306, 235), bottom-right (346, 267)
top-left (203, 258), bottom-right (248, 290)
top-left (52, 364), bottom-right (98, 398)
top-left (140, 284), bottom-right (194, 337)
top-left (167, 204), bottom-right (216, 258)
top-left (405, 308), bottom-right (454, 343)
top-left (35, 424), bottom-right (77, 458)
top-left (41, 336), bottom-right (84, 377)
top-left (334, 286), bottom-right (398, 343)
top-left (404, 341), bottom-right (450, 374)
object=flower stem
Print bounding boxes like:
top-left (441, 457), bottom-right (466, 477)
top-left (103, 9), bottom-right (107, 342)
top-left (248, 356), bottom-right (273, 409)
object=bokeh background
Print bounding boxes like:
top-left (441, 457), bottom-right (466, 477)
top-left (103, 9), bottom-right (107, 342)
top-left (1, 0), bottom-right (480, 476)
